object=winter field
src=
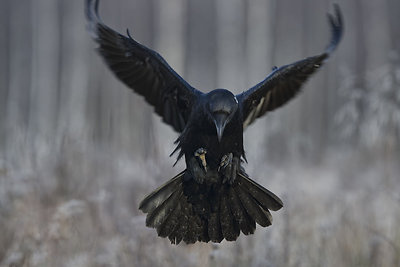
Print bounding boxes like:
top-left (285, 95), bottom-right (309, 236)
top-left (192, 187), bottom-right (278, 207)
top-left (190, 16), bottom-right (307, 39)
top-left (1, 142), bottom-right (399, 266)
top-left (1, 0), bottom-right (400, 266)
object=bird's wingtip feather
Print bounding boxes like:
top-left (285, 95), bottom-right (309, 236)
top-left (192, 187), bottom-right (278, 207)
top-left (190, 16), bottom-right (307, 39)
top-left (324, 3), bottom-right (344, 55)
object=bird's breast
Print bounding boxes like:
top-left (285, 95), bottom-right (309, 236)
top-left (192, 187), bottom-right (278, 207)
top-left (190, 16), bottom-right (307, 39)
top-left (182, 125), bottom-right (243, 170)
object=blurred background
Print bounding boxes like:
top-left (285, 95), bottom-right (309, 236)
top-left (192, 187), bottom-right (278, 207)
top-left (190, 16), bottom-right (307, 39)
top-left (1, 0), bottom-right (399, 266)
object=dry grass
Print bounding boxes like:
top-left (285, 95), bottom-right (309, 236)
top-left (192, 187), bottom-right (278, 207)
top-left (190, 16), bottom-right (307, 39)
top-left (1, 140), bottom-right (399, 267)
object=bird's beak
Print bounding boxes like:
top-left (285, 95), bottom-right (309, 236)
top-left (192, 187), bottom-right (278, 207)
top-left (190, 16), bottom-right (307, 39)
top-left (213, 113), bottom-right (228, 142)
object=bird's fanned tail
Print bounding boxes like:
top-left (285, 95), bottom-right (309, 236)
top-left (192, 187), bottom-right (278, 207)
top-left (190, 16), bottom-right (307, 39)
top-left (139, 170), bottom-right (283, 244)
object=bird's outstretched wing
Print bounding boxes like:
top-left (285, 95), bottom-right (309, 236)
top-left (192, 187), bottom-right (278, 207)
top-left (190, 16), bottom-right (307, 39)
top-left (237, 4), bottom-right (343, 129)
top-left (85, 0), bottom-right (202, 132)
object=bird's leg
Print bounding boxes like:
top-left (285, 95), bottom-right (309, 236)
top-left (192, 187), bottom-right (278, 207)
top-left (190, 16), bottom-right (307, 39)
top-left (194, 148), bottom-right (208, 173)
top-left (219, 153), bottom-right (233, 171)
top-left (219, 153), bottom-right (240, 184)
top-left (189, 148), bottom-right (208, 184)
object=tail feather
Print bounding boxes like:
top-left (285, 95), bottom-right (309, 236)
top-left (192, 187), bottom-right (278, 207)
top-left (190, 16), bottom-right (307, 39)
top-left (139, 169), bottom-right (282, 244)
top-left (238, 172), bottom-right (283, 211)
top-left (168, 219), bottom-right (184, 244)
top-left (181, 202), bottom-right (203, 244)
top-left (261, 207), bottom-right (273, 224)
top-left (208, 211), bottom-right (223, 243)
top-left (165, 195), bottom-right (205, 244)
top-left (157, 201), bottom-right (182, 238)
top-left (220, 189), bottom-right (240, 241)
top-left (146, 188), bottom-right (182, 228)
top-left (167, 200), bottom-right (190, 245)
top-left (163, 204), bottom-right (184, 243)
top-left (139, 171), bottom-right (184, 213)
top-left (227, 186), bottom-right (256, 235)
top-left (235, 185), bottom-right (272, 227)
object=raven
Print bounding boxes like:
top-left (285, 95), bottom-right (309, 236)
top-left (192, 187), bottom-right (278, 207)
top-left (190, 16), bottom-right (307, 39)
top-left (86, 0), bottom-right (343, 244)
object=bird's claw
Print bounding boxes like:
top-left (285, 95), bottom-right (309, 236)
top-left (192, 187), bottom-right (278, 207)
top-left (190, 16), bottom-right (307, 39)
top-left (219, 153), bottom-right (239, 184)
top-left (219, 153), bottom-right (233, 171)
top-left (194, 148), bottom-right (208, 173)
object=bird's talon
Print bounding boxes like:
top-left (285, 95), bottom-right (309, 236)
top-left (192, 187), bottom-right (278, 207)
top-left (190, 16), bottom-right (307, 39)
top-left (219, 153), bottom-right (233, 171)
top-left (219, 153), bottom-right (239, 184)
top-left (194, 148), bottom-right (208, 173)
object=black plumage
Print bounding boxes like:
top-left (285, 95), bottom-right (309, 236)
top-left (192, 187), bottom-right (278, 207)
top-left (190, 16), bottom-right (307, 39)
top-left (85, 0), bottom-right (343, 244)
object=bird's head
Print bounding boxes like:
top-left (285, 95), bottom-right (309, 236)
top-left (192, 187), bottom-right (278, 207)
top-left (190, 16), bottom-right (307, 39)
top-left (206, 89), bottom-right (239, 142)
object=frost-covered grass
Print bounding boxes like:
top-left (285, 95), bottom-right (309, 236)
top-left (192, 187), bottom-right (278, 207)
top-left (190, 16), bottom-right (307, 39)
top-left (0, 140), bottom-right (399, 267)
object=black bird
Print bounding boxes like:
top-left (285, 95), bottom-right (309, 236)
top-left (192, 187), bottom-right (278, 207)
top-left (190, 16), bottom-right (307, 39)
top-left (86, 0), bottom-right (343, 244)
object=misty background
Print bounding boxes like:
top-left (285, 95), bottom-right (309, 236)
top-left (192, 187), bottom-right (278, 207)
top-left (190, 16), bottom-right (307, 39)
top-left (0, 0), bottom-right (399, 266)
